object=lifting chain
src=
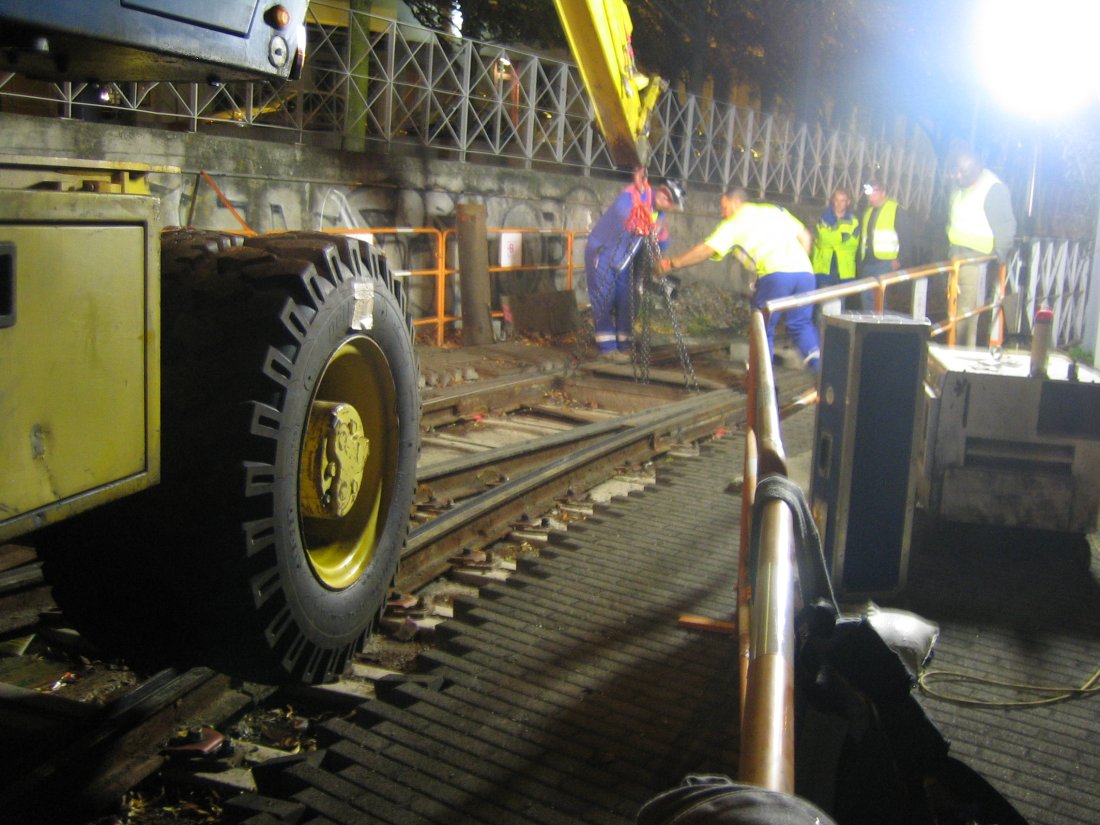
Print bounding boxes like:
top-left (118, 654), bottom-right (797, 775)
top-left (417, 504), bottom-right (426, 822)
top-left (630, 234), bottom-right (699, 392)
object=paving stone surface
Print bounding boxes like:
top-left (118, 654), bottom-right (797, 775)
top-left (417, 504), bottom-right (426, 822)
top-left (274, 341), bottom-right (1099, 825)
top-left (294, 435), bottom-right (749, 824)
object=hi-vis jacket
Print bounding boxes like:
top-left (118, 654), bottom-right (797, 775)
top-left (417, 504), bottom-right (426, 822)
top-left (705, 202), bottom-right (812, 278)
top-left (861, 199), bottom-right (900, 261)
top-left (947, 169), bottom-right (999, 254)
top-left (812, 210), bottom-right (860, 279)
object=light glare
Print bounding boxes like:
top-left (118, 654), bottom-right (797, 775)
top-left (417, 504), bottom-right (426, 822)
top-left (977, 0), bottom-right (1100, 117)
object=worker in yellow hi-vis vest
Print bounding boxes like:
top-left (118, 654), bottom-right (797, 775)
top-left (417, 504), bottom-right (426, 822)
top-left (947, 150), bottom-right (1017, 346)
top-left (659, 186), bottom-right (820, 373)
top-left (858, 178), bottom-right (911, 312)
top-left (812, 186), bottom-right (860, 319)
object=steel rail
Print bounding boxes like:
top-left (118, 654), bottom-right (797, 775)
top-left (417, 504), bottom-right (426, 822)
top-left (398, 387), bottom-right (745, 591)
top-left (420, 371), bottom-right (566, 429)
top-left (418, 412), bottom-right (635, 504)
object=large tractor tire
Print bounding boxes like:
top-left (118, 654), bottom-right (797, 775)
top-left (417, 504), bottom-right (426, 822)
top-left (160, 230), bottom-right (421, 682)
top-left (41, 230), bottom-right (420, 684)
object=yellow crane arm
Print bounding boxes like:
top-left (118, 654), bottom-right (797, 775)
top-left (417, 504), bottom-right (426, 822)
top-left (553, 0), bottom-right (666, 167)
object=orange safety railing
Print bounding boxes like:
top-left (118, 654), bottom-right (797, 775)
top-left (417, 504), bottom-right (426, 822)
top-left (324, 225), bottom-right (587, 346)
top-left (485, 227), bottom-right (585, 331)
top-left (766, 255), bottom-right (1004, 348)
top-left (324, 227), bottom-right (453, 346)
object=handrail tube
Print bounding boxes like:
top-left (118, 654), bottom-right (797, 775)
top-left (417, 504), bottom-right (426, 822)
top-left (739, 310), bottom-right (796, 794)
top-left (737, 252), bottom-right (1009, 799)
top-left (739, 502), bottom-right (796, 794)
top-left (762, 259), bottom-right (970, 316)
top-left (763, 256), bottom-right (1001, 349)
top-left (738, 426), bottom-right (756, 718)
top-left (946, 260), bottom-right (960, 346)
top-left (739, 314), bottom-right (763, 717)
top-left (750, 314), bottom-right (787, 478)
top-left (436, 227), bottom-right (450, 346)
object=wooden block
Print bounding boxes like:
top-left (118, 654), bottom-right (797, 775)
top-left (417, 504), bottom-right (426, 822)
top-left (678, 613), bottom-right (737, 635)
top-left (503, 290), bottom-right (579, 335)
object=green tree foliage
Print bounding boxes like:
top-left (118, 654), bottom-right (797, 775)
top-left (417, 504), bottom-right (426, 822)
top-left (402, 0), bottom-right (1095, 235)
top-left (627, 1), bottom-right (754, 100)
top-left (404, 0), bottom-right (967, 132)
top-left (405, 0), bottom-right (565, 47)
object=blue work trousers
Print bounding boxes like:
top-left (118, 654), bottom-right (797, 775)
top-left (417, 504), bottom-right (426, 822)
top-left (752, 270), bottom-right (821, 371)
top-left (859, 258), bottom-right (895, 311)
top-left (586, 237), bottom-right (640, 353)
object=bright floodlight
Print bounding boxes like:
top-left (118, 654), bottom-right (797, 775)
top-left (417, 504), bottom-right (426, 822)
top-left (977, 0), bottom-right (1100, 117)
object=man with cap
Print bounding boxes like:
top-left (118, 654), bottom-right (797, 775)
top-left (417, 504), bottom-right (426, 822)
top-left (659, 186), bottom-right (820, 373)
top-left (586, 167), bottom-right (685, 361)
top-left (858, 177), bottom-right (910, 312)
top-left (947, 149), bottom-right (1016, 346)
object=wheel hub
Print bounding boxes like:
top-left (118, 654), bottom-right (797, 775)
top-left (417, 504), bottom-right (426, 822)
top-left (301, 401), bottom-right (370, 519)
top-left (299, 334), bottom-right (398, 591)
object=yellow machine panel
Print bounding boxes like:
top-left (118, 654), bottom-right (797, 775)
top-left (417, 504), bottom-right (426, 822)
top-left (0, 189), bottom-right (160, 540)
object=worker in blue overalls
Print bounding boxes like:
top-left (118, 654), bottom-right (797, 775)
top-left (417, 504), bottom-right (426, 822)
top-left (585, 167), bottom-right (685, 361)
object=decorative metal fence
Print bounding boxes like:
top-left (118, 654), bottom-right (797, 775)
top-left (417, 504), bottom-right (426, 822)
top-left (0, 3), bottom-right (939, 213)
top-left (1008, 239), bottom-right (1093, 347)
top-left (1, 5), bottom-right (1092, 349)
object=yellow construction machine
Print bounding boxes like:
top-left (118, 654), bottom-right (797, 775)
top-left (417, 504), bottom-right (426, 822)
top-left (0, 1), bottom-right (422, 685)
top-left (553, 0), bottom-right (665, 167)
top-left (0, 0), bottom-right (659, 684)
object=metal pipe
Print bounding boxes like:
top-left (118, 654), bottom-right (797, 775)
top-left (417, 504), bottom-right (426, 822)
top-left (739, 426), bottom-right (756, 718)
top-left (750, 312), bottom-right (787, 477)
top-left (946, 261), bottom-right (960, 347)
top-left (740, 500), bottom-right (796, 793)
top-left (738, 310), bottom-right (795, 794)
top-left (763, 257), bottom-right (995, 328)
top-left (739, 315), bottom-right (763, 718)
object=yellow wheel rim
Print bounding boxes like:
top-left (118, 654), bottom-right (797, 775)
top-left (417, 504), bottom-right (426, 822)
top-left (300, 335), bottom-right (398, 590)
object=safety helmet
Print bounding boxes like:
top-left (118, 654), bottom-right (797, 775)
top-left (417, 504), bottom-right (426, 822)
top-left (660, 178), bottom-right (686, 210)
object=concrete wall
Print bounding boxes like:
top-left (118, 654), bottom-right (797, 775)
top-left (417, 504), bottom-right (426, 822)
top-left (0, 114), bottom-right (761, 324)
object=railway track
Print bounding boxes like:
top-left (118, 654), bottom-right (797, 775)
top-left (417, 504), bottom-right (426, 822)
top-left (0, 342), bottom-right (813, 823)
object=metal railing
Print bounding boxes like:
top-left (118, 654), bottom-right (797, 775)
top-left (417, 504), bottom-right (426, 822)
top-left (736, 252), bottom-right (1064, 794)
top-left (0, 4), bottom-right (939, 213)
top-left (325, 225), bottom-right (585, 345)
top-left (1010, 239), bottom-right (1093, 347)
top-left (739, 310), bottom-right (797, 793)
top-left (186, 170), bottom-right (593, 346)
top-left (194, 157), bottom-right (1090, 353)
top-left (771, 245), bottom-right (1091, 352)
top-left (769, 257), bottom-right (1004, 350)
top-left (324, 216), bottom-right (1091, 352)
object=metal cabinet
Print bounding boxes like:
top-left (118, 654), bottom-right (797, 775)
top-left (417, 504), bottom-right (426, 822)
top-left (0, 189), bottom-right (160, 540)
